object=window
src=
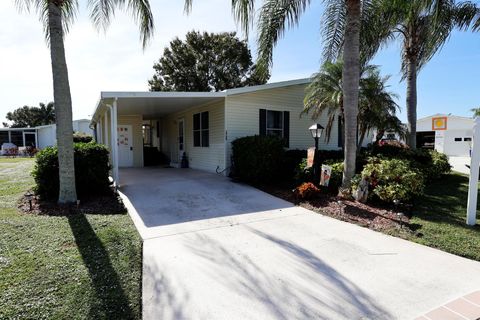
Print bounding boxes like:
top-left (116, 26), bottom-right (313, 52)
top-left (454, 137), bottom-right (462, 142)
top-left (464, 137), bottom-right (472, 142)
top-left (142, 124), bottom-right (152, 146)
top-left (193, 111), bottom-right (209, 147)
top-left (266, 110), bottom-right (283, 137)
top-left (259, 109), bottom-right (290, 147)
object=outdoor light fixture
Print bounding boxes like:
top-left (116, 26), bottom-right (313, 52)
top-left (25, 191), bottom-right (33, 211)
top-left (309, 124), bottom-right (324, 183)
top-left (309, 123), bottom-right (324, 150)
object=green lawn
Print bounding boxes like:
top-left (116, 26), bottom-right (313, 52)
top-left (0, 158), bottom-right (142, 320)
top-left (401, 173), bottom-right (480, 261)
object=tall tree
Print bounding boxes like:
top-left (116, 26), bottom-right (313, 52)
top-left (5, 102), bottom-right (55, 128)
top-left (148, 31), bottom-right (268, 92)
top-left (372, 0), bottom-right (477, 149)
top-left (16, 0), bottom-right (154, 204)
top-left (184, 0), bottom-right (365, 187)
top-left (303, 61), bottom-right (403, 147)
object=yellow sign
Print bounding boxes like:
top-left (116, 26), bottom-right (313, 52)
top-left (432, 117), bottom-right (447, 130)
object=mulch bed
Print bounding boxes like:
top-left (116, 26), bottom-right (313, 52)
top-left (18, 188), bottom-right (126, 216)
top-left (258, 184), bottom-right (416, 235)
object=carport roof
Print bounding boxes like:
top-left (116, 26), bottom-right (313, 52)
top-left (91, 78), bottom-right (311, 123)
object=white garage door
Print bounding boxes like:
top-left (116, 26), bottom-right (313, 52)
top-left (444, 130), bottom-right (472, 156)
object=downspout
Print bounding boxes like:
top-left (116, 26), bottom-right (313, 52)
top-left (107, 98), bottom-right (119, 188)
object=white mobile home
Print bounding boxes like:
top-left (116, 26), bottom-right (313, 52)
top-left (0, 119), bottom-right (93, 153)
top-left (36, 119), bottom-right (93, 149)
top-left (90, 79), bottom-right (372, 184)
top-left (416, 114), bottom-right (474, 156)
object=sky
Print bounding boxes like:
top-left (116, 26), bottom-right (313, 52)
top-left (1, 0), bottom-right (479, 125)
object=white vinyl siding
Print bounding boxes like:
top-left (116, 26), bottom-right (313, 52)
top-left (164, 100), bottom-right (225, 172)
top-left (225, 84), bottom-right (342, 166)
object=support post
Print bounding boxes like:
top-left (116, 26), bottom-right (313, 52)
top-left (466, 117), bottom-right (480, 225)
top-left (104, 113), bottom-right (109, 146)
top-left (112, 98), bottom-right (119, 188)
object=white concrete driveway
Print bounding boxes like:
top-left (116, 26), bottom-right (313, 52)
top-left (119, 167), bottom-right (480, 320)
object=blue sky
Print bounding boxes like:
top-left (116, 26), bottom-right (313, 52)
top-left (0, 0), bottom-right (478, 124)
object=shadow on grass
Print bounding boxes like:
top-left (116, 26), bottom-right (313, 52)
top-left (414, 173), bottom-right (480, 230)
top-left (68, 214), bottom-right (135, 319)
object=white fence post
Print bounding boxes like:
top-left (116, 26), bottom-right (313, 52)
top-left (466, 117), bottom-right (480, 225)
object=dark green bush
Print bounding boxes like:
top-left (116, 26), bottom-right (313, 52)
top-left (73, 132), bottom-right (93, 143)
top-left (33, 142), bottom-right (111, 200)
top-left (294, 158), bottom-right (313, 183)
top-left (361, 157), bottom-right (425, 203)
top-left (231, 135), bottom-right (285, 183)
top-left (365, 143), bottom-right (451, 182)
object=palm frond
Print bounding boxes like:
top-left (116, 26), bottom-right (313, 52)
top-left (256, 0), bottom-right (311, 76)
top-left (231, 0), bottom-right (256, 37)
top-left (15, 0), bottom-right (79, 42)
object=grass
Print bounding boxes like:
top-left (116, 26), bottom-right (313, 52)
top-left (399, 172), bottom-right (480, 261)
top-left (0, 158), bottom-right (142, 320)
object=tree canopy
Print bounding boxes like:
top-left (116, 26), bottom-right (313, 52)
top-left (4, 102), bottom-right (55, 128)
top-left (148, 31), bottom-right (269, 92)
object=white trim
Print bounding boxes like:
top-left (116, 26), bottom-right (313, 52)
top-left (224, 78), bottom-right (311, 95)
top-left (101, 91), bottom-right (226, 99)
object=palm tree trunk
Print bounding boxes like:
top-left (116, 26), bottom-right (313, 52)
top-left (48, 3), bottom-right (77, 204)
top-left (406, 54), bottom-right (417, 149)
top-left (342, 0), bottom-right (361, 188)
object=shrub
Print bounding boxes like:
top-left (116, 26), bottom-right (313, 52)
top-left (73, 132), bottom-right (93, 143)
top-left (365, 143), bottom-right (450, 182)
top-left (294, 158), bottom-right (313, 183)
top-left (282, 149), bottom-right (307, 182)
top-left (361, 157), bottom-right (424, 203)
top-left (33, 142), bottom-right (111, 200)
top-left (231, 135), bottom-right (285, 183)
top-left (294, 182), bottom-right (321, 200)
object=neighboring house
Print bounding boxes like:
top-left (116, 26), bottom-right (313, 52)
top-left (417, 114), bottom-right (473, 157)
top-left (37, 119), bottom-right (93, 149)
top-left (0, 119), bottom-right (93, 153)
top-left (90, 78), bottom-right (373, 184)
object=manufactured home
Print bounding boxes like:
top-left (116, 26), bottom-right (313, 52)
top-left (90, 79), bottom-right (372, 184)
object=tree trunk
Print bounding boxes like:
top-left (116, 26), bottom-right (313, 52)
top-left (342, 0), bottom-right (361, 188)
top-left (406, 54), bottom-right (417, 149)
top-left (48, 3), bottom-right (77, 204)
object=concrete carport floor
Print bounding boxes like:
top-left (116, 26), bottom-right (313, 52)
top-left (119, 167), bottom-right (480, 320)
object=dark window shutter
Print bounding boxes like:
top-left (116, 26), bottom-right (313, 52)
top-left (259, 109), bottom-right (267, 136)
top-left (156, 121), bottom-right (160, 138)
top-left (283, 111), bottom-right (290, 148)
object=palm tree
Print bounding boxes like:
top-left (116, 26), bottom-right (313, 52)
top-left (15, 0), bottom-right (154, 204)
top-left (185, 0), bottom-right (364, 187)
top-left (303, 61), bottom-right (403, 148)
top-left (373, 0), bottom-right (477, 149)
top-left (471, 108), bottom-right (480, 117)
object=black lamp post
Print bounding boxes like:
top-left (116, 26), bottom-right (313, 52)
top-left (309, 124), bottom-right (324, 183)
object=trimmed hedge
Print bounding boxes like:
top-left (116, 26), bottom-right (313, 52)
top-left (73, 132), bottom-right (93, 143)
top-left (231, 135), bottom-right (285, 183)
top-left (33, 142), bottom-right (111, 200)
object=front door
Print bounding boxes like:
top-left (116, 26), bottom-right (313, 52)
top-left (118, 125), bottom-right (133, 167)
top-left (178, 118), bottom-right (185, 163)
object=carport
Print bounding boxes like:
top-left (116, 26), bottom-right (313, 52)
top-left (90, 91), bottom-right (225, 187)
